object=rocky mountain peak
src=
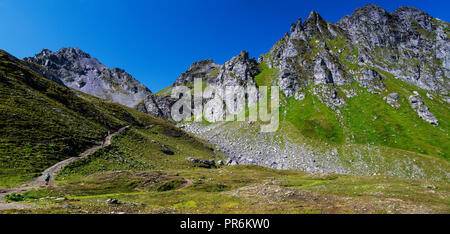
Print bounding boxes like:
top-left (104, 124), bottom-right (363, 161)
top-left (394, 6), bottom-right (427, 16)
top-left (303, 10), bottom-right (331, 38)
top-left (39, 48), bottom-right (53, 56)
top-left (34, 47), bottom-right (93, 63)
top-left (172, 58), bottom-right (220, 86)
top-left (337, 4), bottom-right (390, 31)
top-left (353, 4), bottom-right (387, 16)
top-left (58, 47), bottom-right (91, 58)
top-left (392, 6), bottom-right (434, 30)
top-left (306, 10), bottom-right (321, 20)
top-left (238, 50), bottom-right (249, 59)
top-left (25, 47), bottom-right (152, 107)
top-left (188, 58), bottom-right (217, 70)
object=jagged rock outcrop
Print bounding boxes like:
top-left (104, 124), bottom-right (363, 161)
top-left (25, 48), bottom-right (152, 107)
top-left (356, 68), bottom-right (385, 94)
top-left (409, 92), bottom-right (439, 126)
top-left (152, 51), bottom-right (261, 120)
top-left (265, 10), bottom-right (355, 107)
top-left (170, 51), bottom-right (259, 90)
top-left (213, 51), bottom-right (260, 87)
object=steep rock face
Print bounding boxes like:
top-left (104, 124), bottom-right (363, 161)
top-left (25, 48), bottom-right (152, 107)
top-left (136, 95), bottom-right (176, 119)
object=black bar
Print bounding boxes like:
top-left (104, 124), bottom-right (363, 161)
top-left (0, 214), bottom-right (446, 233)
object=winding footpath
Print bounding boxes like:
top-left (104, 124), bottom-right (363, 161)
top-left (0, 126), bottom-right (129, 211)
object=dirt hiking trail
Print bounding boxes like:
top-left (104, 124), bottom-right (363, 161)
top-left (0, 126), bottom-right (129, 210)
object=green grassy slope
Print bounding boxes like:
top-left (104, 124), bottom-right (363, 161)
top-left (277, 72), bottom-right (449, 161)
top-left (176, 61), bottom-right (449, 181)
top-left (2, 165), bottom-right (449, 214)
top-left (0, 50), bottom-right (220, 187)
top-left (259, 32), bottom-right (450, 161)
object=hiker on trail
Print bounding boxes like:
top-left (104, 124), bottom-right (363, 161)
top-left (45, 173), bottom-right (51, 185)
top-left (101, 129), bottom-right (115, 146)
top-left (102, 131), bottom-right (108, 146)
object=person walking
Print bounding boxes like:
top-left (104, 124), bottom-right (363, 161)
top-left (44, 173), bottom-right (51, 185)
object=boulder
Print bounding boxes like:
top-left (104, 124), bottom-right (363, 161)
top-left (187, 157), bottom-right (216, 168)
top-left (409, 93), bottom-right (439, 126)
top-left (385, 93), bottom-right (400, 108)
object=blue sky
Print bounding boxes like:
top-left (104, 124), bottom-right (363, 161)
top-left (0, 0), bottom-right (448, 92)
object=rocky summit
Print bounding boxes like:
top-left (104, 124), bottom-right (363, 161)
top-left (25, 47), bottom-right (152, 107)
